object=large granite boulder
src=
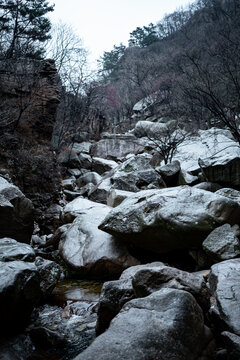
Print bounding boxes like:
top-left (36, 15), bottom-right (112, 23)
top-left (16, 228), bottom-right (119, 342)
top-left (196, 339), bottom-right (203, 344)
top-left (208, 259), bottom-right (240, 336)
top-left (111, 154), bottom-right (165, 192)
top-left (59, 199), bottom-right (139, 278)
top-left (0, 238), bottom-right (35, 262)
top-left (202, 224), bottom-right (240, 262)
top-left (76, 172), bottom-right (102, 189)
top-left (156, 160), bottom-right (181, 187)
top-left (99, 186), bottom-right (240, 254)
top-left (107, 189), bottom-right (134, 207)
top-left (0, 261), bottom-right (40, 333)
top-left (74, 289), bottom-right (215, 360)
top-left (90, 134), bottom-right (145, 160)
top-left (173, 128), bottom-right (240, 175)
top-left (35, 257), bottom-right (61, 299)
top-left (92, 157), bottom-right (118, 175)
top-left (0, 176), bottom-right (34, 243)
top-left (88, 178), bottom-right (112, 204)
top-left (62, 197), bottom-right (103, 223)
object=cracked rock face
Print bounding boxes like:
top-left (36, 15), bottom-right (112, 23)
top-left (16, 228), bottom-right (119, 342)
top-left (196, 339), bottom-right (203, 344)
top-left (74, 288), bottom-right (215, 360)
top-left (208, 259), bottom-right (240, 335)
top-left (99, 186), bottom-right (240, 254)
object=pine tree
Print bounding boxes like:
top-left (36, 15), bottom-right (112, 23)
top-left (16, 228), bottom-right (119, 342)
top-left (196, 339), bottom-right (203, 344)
top-left (0, 0), bottom-right (54, 59)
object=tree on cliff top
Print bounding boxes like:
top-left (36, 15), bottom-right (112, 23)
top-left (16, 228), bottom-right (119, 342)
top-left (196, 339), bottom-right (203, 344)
top-left (0, 0), bottom-right (54, 59)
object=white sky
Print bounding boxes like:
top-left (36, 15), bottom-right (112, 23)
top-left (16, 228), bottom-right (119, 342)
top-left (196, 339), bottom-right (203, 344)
top-left (49, 0), bottom-right (195, 67)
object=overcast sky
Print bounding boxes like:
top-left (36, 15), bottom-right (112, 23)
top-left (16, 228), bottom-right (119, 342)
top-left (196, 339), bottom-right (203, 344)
top-left (49, 0), bottom-right (195, 67)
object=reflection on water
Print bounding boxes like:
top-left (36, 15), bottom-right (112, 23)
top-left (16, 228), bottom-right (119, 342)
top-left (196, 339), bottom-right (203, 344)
top-left (26, 279), bottom-right (103, 360)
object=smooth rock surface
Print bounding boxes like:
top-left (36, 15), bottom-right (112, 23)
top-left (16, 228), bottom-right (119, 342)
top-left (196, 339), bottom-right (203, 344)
top-left (208, 259), bottom-right (240, 335)
top-left (0, 238), bottom-right (35, 262)
top-left (59, 200), bottom-right (139, 278)
top-left (202, 224), bottom-right (240, 262)
top-left (74, 289), bottom-right (215, 360)
top-left (100, 186), bottom-right (240, 253)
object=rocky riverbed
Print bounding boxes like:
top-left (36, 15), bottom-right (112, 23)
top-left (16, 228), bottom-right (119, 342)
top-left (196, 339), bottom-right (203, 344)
top-left (1, 127), bottom-right (240, 359)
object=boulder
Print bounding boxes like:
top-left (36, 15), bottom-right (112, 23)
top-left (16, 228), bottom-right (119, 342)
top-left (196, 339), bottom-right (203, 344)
top-left (215, 188), bottom-right (240, 205)
top-left (96, 262), bottom-right (164, 335)
top-left (92, 157), bottom-right (118, 175)
top-left (202, 224), bottom-right (240, 262)
top-left (78, 153), bottom-right (92, 170)
top-left (0, 261), bottom-right (40, 333)
top-left (74, 289), bottom-right (215, 360)
top-left (88, 178), bottom-right (112, 204)
top-left (221, 331), bottom-right (240, 360)
top-left (0, 238), bottom-right (35, 262)
top-left (208, 259), bottom-right (240, 335)
top-left (134, 120), bottom-right (168, 138)
top-left (0, 176), bottom-right (34, 243)
top-left (155, 160), bottom-right (180, 187)
top-left (62, 197), bottom-right (104, 223)
top-left (179, 170), bottom-right (199, 185)
top-left (107, 189), bottom-right (134, 207)
top-left (59, 200), bottom-right (139, 278)
top-left (99, 186), bottom-right (240, 254)
top-left (132, 266), bottom-right (210, 309)
top-left (76, 172), bottom-right (102, 189)
top-left (61, 178), bottom-right (76, 191)
top-left (72, 142), bottom-right (92, 154)
top-left (90, 134), bottom-right (145, 160)
top-left (35, 257), bottom-right (61, 298)
top-left (194, 182), bottom-right (222, 192)
top-left (111, 154), bottom-right (165, 192)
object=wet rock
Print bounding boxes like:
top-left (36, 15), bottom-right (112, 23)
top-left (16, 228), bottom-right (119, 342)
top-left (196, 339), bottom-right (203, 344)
top-left (0, 261), bottom-right (41, 333)
top-left (215, 188), bottom-right (240, 205)
top-left (61, 178), bottom-right (76, 191)
top-left (221, 331), bottom-right (240, 360)
top-left (155, 160), bottom-right (180, 187)
top-left (0, 176), bottom-right (34, 243)
top-left (0, 334), bottom-right (34, 360)
top-left (202, 224), bottom-right (240, 262)
top-left (76, 172), bottom-right (102, 189)
top-left (194, 182), bottom-right (222, 192)
top-left (92, 157), bottom-right (118, 175)
top-left (132, 265), bottom-right (210, 309)
top-left (78, 153), bottom-right (92, 170)
top-left (74, 289), bottom-right (215, 360)
top-left (99, 186), bottom-right (240, 254)
top-left (59, 199), bottom-right (139, 278)
top-left (90, 134), bottom-right (144, 160)
top-left (111, 154), bottom-right (165, 192)
top-left (208, 259), bottom-right (240, 335)
top-left (72, 142), bottom-right (92, 155)
top-left (107, 189), bottom-right (134, 207)
top-left (88, 178), bottom-right (111, 204)
top-left (96, 262), bottom-right (164, 335)
top-left (35, 257), bottom-right (61, 299)
top-left (0, 238), bottom-right (35, 262)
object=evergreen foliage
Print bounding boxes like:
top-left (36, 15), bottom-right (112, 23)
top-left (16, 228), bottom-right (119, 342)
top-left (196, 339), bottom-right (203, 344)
top-left (0, 0), bottom-right (54, 59)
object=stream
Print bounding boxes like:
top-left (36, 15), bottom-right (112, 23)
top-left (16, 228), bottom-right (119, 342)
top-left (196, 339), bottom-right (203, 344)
top-left (26, 279), bottom-right (103, 360)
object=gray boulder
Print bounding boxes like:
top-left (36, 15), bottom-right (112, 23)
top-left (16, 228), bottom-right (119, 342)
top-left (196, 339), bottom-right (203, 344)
top-left (155, 160), bottom-right (180, 187)
top-left (76, 172), bottom-right (102, 189)
top-left (0, 261), bottom-right (40, 332)
top-left (215, 188), bottom-right (240, 205)
top-left (74, 289), bottom-right (215, 360)
top-left (35, 257), bottom-right (61, 298)
top-left (208, 259), bottom-right (240, 335)
top-left (221, 331), bottom-right (240, 360)
top-left (0, 176), bottom-right (34, 243)
top-left (58, 148), bottom-right (80, 168)
top-left (202, 224), bottom-right (240, 262)
top-left (62, 197), bottom-right (104, 223)
top-left (92, 157), bottom-right (118, 175)
top-left (90, 134), bottom-right (144, 160)
top-left (132, 266), bottom-right (210, 309)
top-left (111, 154), bottom-right (165, 192)
top-left (96, 262), bottom-right (164, 335)
top-left (107, 189), bottom-right (134, 207)
top-left (100, 186), bottom-right (240, 254)
top-left (78, 153), bottom-right (92, 170)
top-left (194, 182), bottom-right (222, 192)
top-left (0, 238), bottom-right (35, 262)
top-left (72, 142), bottom-right (92, 154)
top-left (59, 200), bottom-right (139, 278)
top-left (88, 178), bottom-right (112, 204)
